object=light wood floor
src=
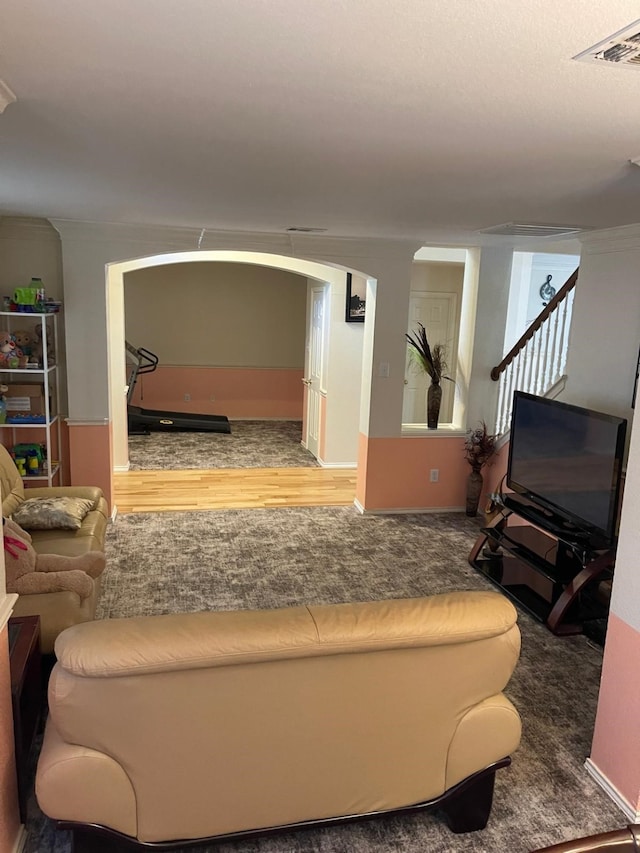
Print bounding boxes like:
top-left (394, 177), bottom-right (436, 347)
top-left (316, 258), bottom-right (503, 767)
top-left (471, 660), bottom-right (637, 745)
top-left (114, 467), bottom-right (358, 513)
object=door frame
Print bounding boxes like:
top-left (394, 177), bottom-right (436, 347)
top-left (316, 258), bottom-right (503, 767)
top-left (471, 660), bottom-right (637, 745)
top-left (303, 283), bottom-right (327, 458)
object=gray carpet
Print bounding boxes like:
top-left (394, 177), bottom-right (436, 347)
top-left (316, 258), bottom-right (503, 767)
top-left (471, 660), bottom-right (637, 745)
top-left (128, 420), bottom-right (319, 470)
top-left (24, 507), bottom-right (624, 853)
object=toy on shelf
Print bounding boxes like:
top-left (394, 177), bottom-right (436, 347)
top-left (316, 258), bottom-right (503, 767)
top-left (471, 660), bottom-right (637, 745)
top-left (13, 329), bottom-right (33, 358)
top-left (12, 285), bottom-right (39, 312)
top-left (0, 330), bottom-right (28, 368)
top-left (33, 322), bottom-right (55, 367)
top-left (12, 443), bottom-right (46, 476)
top-left (6, 414), bottom-right (47, 425)
top-left (5, 279), bottom-right (62, 314)
top-left (0, 330), bottom-right (16, 366)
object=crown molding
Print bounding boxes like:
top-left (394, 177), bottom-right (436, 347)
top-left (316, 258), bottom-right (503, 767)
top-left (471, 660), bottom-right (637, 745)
top-left (49, 219), bottom-right (204, 250)
top-left (580, 223), bottom-right (640, 255)
top-left (47, 218), bottom-right (420, 261)
top-left (0, 216), bottom-right (61, 242)
top-left (0, 79), bottom-right (16, 114)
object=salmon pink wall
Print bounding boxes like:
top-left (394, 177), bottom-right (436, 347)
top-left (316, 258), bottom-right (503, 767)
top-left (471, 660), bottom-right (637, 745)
top-left (131, 366), bottom-right (304, 420)
top-left (356, 433), bottom-right (471, 511)
top-left (355, 437), bottom-right (508, 512)
top-left (0, 626), bottom-right (20, 852)
top-left (590, 613), bottom-right (640, 811)
top-left (68, 423), bottom-right (114, 511)
top-left (485, 442), bottom-right (508, 496)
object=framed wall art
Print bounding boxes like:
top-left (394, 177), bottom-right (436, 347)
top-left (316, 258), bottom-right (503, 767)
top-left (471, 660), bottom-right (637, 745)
top-left (345, 272), bottom-right (366, 323)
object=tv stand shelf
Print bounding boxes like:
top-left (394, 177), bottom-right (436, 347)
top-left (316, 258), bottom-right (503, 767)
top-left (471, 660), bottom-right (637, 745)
top-left (468, 498), bottom-right (615, 635)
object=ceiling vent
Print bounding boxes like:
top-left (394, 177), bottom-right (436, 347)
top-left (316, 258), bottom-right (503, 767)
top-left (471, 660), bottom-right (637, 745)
top-left (574, 19), bottom-right (640, 67)
top-left (286, 226), bottom-right (328, 234)
top-left (478, 223), bottom-right (584, 238)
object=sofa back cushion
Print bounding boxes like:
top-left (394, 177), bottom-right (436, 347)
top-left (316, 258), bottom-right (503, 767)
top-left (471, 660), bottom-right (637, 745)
top-left (0, 443), bottom-right (24, 516)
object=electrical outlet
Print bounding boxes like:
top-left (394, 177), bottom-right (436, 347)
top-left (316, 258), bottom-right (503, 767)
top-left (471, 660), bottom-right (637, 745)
top-left (184, 393), bottom-right (191, 402)
top-left (430, 469), bottom-right (439, 483)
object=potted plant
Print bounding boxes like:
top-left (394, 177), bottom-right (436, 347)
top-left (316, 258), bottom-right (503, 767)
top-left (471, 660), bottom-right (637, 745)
top-left (405, 323), bottom-right (453, 429)
top-left (463, 421), bottom-right (498, 516)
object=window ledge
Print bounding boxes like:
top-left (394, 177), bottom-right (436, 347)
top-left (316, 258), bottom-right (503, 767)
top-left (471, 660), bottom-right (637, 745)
top-left (401, 424), bottom-right (467, 437)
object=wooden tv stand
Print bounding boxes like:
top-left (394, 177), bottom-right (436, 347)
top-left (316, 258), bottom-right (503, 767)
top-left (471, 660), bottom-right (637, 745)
top-left (468, 496), bottom-right (615, 635)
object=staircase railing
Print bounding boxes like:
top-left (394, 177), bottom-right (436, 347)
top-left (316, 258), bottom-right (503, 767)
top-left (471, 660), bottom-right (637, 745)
top-left (492, 268), bottom-right (579, 435)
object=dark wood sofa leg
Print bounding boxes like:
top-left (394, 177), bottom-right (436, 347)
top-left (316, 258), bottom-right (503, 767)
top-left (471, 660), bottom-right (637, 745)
top-left (440, 767), bottom-right (498, 833)
top-left (71, 827), bottom-right (138, 853)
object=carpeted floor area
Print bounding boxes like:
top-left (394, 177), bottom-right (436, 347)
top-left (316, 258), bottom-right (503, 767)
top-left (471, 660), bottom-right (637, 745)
top-left (128, 420), bottom-right (319, 470)
top-left (24, 507), bottom-right (624, 853)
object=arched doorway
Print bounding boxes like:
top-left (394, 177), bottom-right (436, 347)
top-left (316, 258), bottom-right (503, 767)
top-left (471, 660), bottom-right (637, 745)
top-left (107, 250), bottom-right (367, 474)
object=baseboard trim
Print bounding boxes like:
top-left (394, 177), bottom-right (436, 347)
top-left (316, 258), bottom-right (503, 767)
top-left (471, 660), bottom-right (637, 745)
top-left (584, 758), bottom-right (640, 821)
top-left (110, 505), bottom-right (118, 524)
top-left (317, 460), bottom-right (357, 469)
top-left (11, 825), bottom-right (27, 853)
top-left (113, 462), bottom-right (131, 472)
top-left (354, 502), bottom-right (465, 515)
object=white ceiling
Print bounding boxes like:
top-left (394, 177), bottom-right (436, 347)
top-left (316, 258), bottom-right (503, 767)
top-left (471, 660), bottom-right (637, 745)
top-left (1, 0), bottom-right (640, 247)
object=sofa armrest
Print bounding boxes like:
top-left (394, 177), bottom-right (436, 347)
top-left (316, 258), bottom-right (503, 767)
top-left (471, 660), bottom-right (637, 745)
top-left (13, 580), bottom-right (101, 654)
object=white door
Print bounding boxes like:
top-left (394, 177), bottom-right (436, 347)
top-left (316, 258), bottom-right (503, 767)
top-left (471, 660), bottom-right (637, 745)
top-left (403, 292), bottom-right (458, 425)
top-left (304, 286), bottom-right (325, 458)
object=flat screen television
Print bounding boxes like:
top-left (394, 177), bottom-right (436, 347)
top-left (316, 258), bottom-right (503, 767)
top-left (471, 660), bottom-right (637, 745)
top-left (506, 391), bottom-right (627, 548)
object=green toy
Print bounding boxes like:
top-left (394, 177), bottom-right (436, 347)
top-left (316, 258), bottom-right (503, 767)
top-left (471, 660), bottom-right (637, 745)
top-left (12, 443), bottom-right (46, 463)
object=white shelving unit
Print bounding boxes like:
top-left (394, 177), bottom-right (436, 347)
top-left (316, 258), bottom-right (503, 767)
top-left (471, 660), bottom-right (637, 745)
top-left (0, 311), bottom-right (62, 486)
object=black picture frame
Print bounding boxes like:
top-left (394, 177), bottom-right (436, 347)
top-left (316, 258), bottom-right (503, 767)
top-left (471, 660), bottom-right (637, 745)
top-left (345, 273), bottom-right (365, 323)
top-left (633, 344), bottom-right (640, 409)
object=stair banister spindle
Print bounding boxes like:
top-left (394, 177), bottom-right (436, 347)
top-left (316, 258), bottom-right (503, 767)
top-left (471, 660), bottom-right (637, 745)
top-left (495, 370), bottom-right (506, 434)
top-left (533, 328), bottom-right (543, 396)
top-left (556, 294), bottom-right (570, 381)
top-left (542, 313), bottom-right (553, 391)
top-left (548, 303), bottom-right (562, 386)
top-left (505, 361), bottom-right (516, 431)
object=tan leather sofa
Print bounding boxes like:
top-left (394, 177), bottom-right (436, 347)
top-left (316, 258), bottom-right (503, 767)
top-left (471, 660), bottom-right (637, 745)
top-left (0, 443), bottom-right (109, 652)
top-left (36, 590), bottom-right (522, 851)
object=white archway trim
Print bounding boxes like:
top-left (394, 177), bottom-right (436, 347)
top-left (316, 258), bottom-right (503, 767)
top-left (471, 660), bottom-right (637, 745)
top-left (107, 250), bottom-right (355, 470)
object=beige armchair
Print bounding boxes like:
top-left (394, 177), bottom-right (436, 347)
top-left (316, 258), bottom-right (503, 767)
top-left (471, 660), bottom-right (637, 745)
top-left (0, 443), bottom-right (108, 652)
top-left (37, 590), bottom-right (522, 851)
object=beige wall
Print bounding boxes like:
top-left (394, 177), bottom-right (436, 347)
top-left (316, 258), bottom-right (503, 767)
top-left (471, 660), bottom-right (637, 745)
top-left (124, 262), bottom-right (307, 368)
top-left (0, 217), bottom-right (68, 416)
top-left (0, 217), bottom-right (63, 301)
top-left (410, 260), bottom-right (464, 296)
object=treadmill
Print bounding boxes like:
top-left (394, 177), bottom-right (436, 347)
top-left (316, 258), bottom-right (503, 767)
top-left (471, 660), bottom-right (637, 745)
top-left (126, 342), bottom-right (231, 435)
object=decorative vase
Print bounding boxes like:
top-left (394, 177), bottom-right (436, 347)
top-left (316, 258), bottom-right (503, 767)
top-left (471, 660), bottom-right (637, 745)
top-left (466, 468), bottom-right (484, 517)
top-left (426, 382), bottom-right (442, 429)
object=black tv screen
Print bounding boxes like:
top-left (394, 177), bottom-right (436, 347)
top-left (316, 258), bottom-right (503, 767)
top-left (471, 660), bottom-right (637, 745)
top-left (507, 392), bottom-right (627, 545)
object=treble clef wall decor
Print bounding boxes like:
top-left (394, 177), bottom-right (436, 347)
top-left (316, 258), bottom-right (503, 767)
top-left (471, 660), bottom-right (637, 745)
top-left (539, 274), bottom-right (556, 305)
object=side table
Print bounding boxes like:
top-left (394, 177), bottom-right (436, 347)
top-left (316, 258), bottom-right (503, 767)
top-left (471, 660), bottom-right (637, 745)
top-left (8, 614), bottom-right (42, 822)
